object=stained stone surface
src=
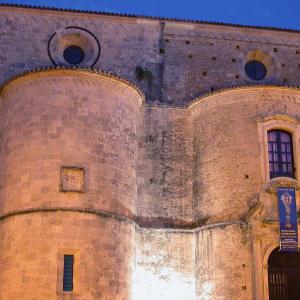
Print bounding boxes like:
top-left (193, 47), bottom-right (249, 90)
top-left (60, 167), bottom-right (85, 192)
top-left (1, 4), bottom-right (300, 300)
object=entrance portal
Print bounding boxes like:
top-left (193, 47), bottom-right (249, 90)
top-left (268, 247), bottom-right (300, 300)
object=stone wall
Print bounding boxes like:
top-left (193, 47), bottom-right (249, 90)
top-left (0, 69), bottom-right (142, 300)
top-left (134, 228), bottom-right (196, 300)
top-left (137, 106), bottom-right (193, 225)
top-left (0, 212), bottom-right (134, 300)
top-left (0, 69), bottom-right (142, 217)
top-left (1, 5), bottom-right (300, 300)
top-left (0, 6), bottom-right (163, 102)
top-left (161, 23), bottom-right (300, 105)
top-left (195, 224), bottom-right (252, 300)
top-left (191, 87), bottom-right (300, 223)
top-left (2, 5), bottom-right (300, 105)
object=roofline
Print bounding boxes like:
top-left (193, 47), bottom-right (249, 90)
top-left (1, 2), bottom-right (300, 34)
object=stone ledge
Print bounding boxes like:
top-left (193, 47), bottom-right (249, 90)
top-left (0, 207), bottom-right (248, 232)
top-left (0, 66), bottom-right (145, 104)
top-left (189, 84), bottom-right (300, 112)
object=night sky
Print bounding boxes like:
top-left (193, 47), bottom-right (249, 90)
top-left (1, 0), bottom-right (300, 30)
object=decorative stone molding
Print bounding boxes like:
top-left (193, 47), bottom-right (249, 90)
top-left (60, 166), bottom-right (85, 193)
top-left (245, 201), bottom-right (265, 221)
top-left (189, 85), bottom-right (300, 114)
top-left (257, 113), bottom-right (299, 124)
top-left (48, 26), bottom-right (101, 67)
top-left (257, 114), bottom-right (300, 184)
top-left (0, 66), bottom-right (145, 104)
top-left (263, 177), bottom-right (300, 194)
top-left (238, 49), bottom-right (279, 83)
top-left (262, 242), bottom-right (280, 300)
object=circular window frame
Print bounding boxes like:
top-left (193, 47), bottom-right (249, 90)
top-left (238, 50), bottom-right (279, 83)
top-left (48, 26), bottom-right (101, 67)
top-left (63, 45), bottom-right (85, 65)
top-left (244, 60), bottom-right (267, 81)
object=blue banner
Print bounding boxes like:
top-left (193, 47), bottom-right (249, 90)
top-left (278, 188), bottom-right (298, 252)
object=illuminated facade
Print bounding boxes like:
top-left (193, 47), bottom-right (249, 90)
top-left (1, 3), bottom-right (300, 300)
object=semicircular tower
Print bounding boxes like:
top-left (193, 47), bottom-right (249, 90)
top-left (191, 86), bottom-right (300, 300)
top-left (0, 68), bottom-right (143, 299)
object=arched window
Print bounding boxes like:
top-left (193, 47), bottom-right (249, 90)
top-left (268, 129), bottom-right (295, 179)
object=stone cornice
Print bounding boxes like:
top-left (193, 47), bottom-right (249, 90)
top-left (0, 66), bottom-right (145, 104)
top-left (189, 85), bottom-right (300, 113)
top-left (142, 85), bottom-right (300, 111)
top-left (0, 206), bottom-right (247, 232)
top-left (2, 68), bottom-right (300, 111)
top-left (263, 177), bottom-right (300, 194)
top-left (2, 69), bottom-right (300, 117)
top-left (256, 114), bottom-right (299, 124)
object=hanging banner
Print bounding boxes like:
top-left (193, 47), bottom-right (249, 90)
top-left (278, 188), bottom-right (298, 252)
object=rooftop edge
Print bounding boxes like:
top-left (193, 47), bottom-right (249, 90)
top-left (1, 2), bottom-right (300, 34)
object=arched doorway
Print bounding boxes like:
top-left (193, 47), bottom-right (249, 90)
top-left (268, 247), bottom-right (300, 300)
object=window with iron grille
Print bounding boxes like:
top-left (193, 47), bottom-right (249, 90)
top-left (268, 129), bottom-right (295, 179)
top-left (63, 255), bottom-right (74, 292)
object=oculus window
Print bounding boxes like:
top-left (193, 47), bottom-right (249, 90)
top-left (268, 129), bottom-right (295, 179)
top-left (244, 60), bottom-right (267, 81)
top-left (63, 45), bottom-right (85, 65)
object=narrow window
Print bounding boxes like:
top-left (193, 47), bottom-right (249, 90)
top-left (268, 129), bottom-right (295, 179)
top-left (63, 255), bottom-right (74, 292)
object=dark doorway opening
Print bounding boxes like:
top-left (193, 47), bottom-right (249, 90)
top-left (268, 247), bottom-right (300, 300)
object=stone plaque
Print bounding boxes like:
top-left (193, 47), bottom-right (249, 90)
top-left (60, 166), bottom-right (85, 192)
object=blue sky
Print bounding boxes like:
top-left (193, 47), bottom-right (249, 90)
top-left (2, 0), bottom-right (300, 30)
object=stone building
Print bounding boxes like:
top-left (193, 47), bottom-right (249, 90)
top-left (1, 3), bottom-right (300, 300)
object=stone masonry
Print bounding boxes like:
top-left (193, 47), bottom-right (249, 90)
top-left (1, 3), bottom-right (300, 300)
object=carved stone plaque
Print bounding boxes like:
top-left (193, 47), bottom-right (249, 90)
top-left (60, 166), bottom-right (85, 192)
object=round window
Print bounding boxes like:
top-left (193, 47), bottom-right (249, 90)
top-left (244, 60), bottom-right (267, 81)
top-left (63, 45), bottom-right (85, 65)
